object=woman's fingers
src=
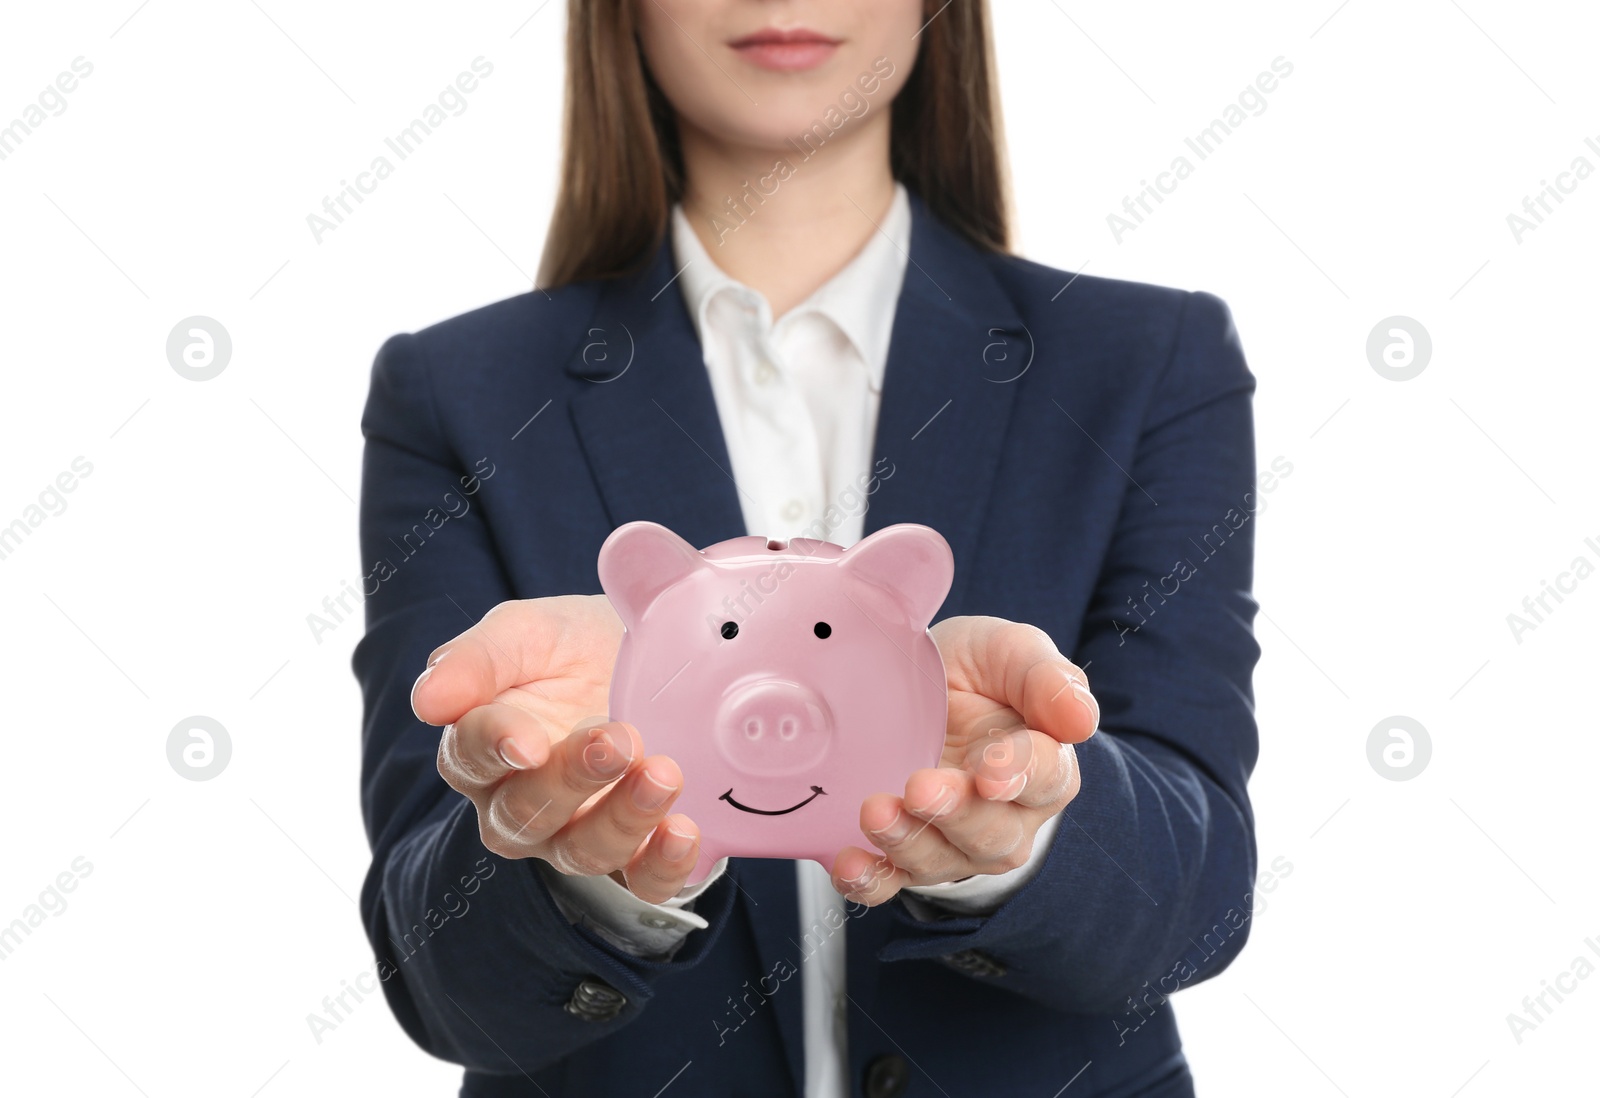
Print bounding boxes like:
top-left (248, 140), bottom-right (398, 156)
top-left (868, 769), bottom-right (1030, 880)
top-left (965, 728), bottom-right (1082, 813)
top-left (477, 720), bottom-right (640, 857)
top-left (830, 847), bottom-right (908, 907)
top-left (543, 755), bottom-right (684, 877)
top-left (844, 734), bottom-right (1083, 897)
top-left (1025, 739), bottom-right (1082, 813)
top-left (448, 711), bottom-right (701, 902)
top-left (437, 702), bottom-right (554, 795)
top-left (423, 596), bottom-right (697, 901)
top-left (619, 813), bottom-right (703, 904)
top-left (964, 726), bottom-right (1035, 802)
top-left (832, 615), bottom-right (1096, 903)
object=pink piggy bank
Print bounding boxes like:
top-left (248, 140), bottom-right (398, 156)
top-left (597, 521), bottom-right (954, 885)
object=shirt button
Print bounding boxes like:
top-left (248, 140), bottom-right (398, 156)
top-left (754, 360), bottom-right (778, 386)
top-left (639, 913), bottom-right (678, 930)
top-left (781, 499), bottom-right (803, 522)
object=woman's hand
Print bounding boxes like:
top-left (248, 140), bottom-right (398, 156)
top-left (411, 595), bottom-right (705, 903)
top-left (830, 615), bottom-right (1099, 905)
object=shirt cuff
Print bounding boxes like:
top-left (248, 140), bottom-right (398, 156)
top-left (534, 857), bottom-right (731, 961)
top-left (899, 810), bottom-right (1065, 921)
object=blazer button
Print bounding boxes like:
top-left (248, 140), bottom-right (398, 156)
top-left (563, 977), bottom-right (627, 1022)
top-left (863, 1053), bottom-right (910, 1098)
top-left (941, 948), bottom-right (1007, 978)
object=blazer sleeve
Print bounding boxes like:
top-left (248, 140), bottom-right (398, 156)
top-left (874, 290), bottom-right (1263, 1017)
top-left (353, 332), bottom-right (739, 1076)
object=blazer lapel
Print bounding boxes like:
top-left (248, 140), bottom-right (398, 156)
top-left (865, 190), bottom-right (1028, 615)
top-left (566, 241), bottom-right (749, 550)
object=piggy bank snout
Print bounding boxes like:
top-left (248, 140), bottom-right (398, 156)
top-left (715, 680), bottom-right (833, 776)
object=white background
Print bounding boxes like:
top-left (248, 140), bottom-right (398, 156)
top-left (1, 2), bottom-right (1595, 1095)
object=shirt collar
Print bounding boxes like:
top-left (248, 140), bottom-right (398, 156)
top-left (670, 182), bottom-right (911, 393)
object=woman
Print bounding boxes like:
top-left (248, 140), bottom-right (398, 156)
top-left (355, 2), bottom-right (1261, 1095)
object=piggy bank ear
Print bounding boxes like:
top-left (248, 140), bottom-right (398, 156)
top-left (598, 521), bottom-right (705, 630)
top-left (839, 524), bottom-right (953, 626)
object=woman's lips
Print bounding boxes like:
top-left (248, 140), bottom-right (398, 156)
top-left (729, 27), bottom-right (842, 72)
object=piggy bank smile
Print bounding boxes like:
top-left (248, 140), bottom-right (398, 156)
top-left (719, 785), bottom-right (827, 815)
top-left (598, 521), bottom-right (953, 885)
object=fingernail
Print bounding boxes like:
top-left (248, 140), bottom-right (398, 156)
top-left (410, 666), bottom-right (432, 701)
top-left (631, 767), bottom-right (679, 812)
top-left (582, 725), bottom-right (632, 779)
top-left (497, 737), bottom-right (533, 771)
top-left (1071, 680), bottom-right (1100, 727)
top-left (982, 771), bottom-right (1028, 801)
top-left (659, 822), bottom-right (696, 862)
top-left (841, 860), bottom-right (882, 891)
top-left (867, 810), bottom-right (912, 845)
top-left (909, 784), bottom-right (955, 818)
top-left (427, 648), bottom-right (450, 669)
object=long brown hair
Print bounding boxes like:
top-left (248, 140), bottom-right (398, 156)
top-left (536, 0), bottom-right (1011, 290)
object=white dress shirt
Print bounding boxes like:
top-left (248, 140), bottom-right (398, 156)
top-left (537, 182), bottom-right (1064, 1098)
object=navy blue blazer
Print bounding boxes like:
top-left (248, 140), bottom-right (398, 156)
top-left (355, 188), bottom-right (1261, 1098)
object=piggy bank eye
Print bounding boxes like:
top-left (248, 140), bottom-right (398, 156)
top-left (721, 621), bottom-right (739, 640)
top-left (813, 622), bottom-right (831, 639)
